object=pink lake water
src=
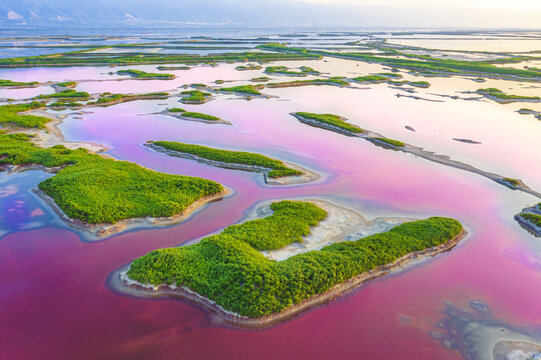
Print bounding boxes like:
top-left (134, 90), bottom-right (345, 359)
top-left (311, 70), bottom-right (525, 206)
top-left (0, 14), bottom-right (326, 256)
top-left (1, 61), bottom-right (541, 360)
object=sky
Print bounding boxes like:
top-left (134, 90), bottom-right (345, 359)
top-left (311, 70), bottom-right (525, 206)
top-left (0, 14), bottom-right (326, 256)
top-left (302, 0), bottom-right (541, 11)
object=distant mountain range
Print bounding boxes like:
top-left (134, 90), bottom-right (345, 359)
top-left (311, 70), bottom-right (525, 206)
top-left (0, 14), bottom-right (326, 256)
top-left (1, 0), bottom-right (539, 29)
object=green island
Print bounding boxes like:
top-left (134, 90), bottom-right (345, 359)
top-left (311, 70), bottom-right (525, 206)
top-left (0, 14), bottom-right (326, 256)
top-left (54, 81), bottom-right (77, 88)
top-left (49, 101), bottom-right (84, 108)
top-left (519, 213), bottom-right (541, 227)
top-left (292, 112), bottom-right (364, 134)
top-left (0, 102), bottom-right (49, 128)
top-left (157, 65), bottom-right (190, 70)
top-left (0, 79), bottom-right (39, 87)
top-left (166, 108), bottom-right (225, 123)
top-left (258, 43), bottom-right (541, 81)
top-left (265, 65), bottom-right (319, 76)
top-left (235, 64), bottom-right (262, 71)
top-left (353, 75), bottom-right (430, 88)
top-left (266, 77), bottom-right (348, 88)
top-left (476, 88), bottom-right (541, 103)
top-left (37, 89), bottom-right (90, 100)
top-left (180, 90), bottom-right (212, 104)
top-left (117, 69), bottom-right (175, 80)
top-left (126, 200), bottom-right (463, 318)
top-left (148, 141), bottom-right (303, 179)
top-left (219, 85), bottom-right (263, 96)
top-left (515, 204), bottom-right (541, 236)
top-left (88, 92), bottom-right (169, 106)
top-left (251, 77), bottom-right (270, 82)
top-left (518, 108), bottom-right (541, 120)
top-left (0, 132), bottom-right (224, 225)
top-left (0, 48), bottom-right (318, 68)
top-left (371, 137), bottom-right (406, 147)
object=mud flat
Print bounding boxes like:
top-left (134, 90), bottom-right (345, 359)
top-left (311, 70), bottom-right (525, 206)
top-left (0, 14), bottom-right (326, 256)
top-left (292, 113), bottom-right (541, 200)
top-left (145, 142), bottom-right (321, 186)
top-left (111, 199), bottom-right (467, 328)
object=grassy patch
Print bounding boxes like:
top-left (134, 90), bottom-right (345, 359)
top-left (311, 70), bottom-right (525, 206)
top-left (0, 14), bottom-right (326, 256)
top-left (251, 77), bottom-right (270, 82)
top-left (219, 85), bottom-right (262, 95)
top-left (267, 77), bottom-right (348, 87)
top-left (177, 111), bottom-right (221, 121)
top-left (0, 79), bottom-right (38, 87)
top-left (37, 89), bottom-right (89, 100)
top-left (353, 75), bottom-right (389, 83)
top-left (477, 88), bottom-right (540, 101)
top-left (520, 213), bottom-right (541, 227)
top-left (0, 102), bottom-right (49, 128)
top-left (265, 65), bottom-right (320, 76)
top-left (235, 64), bottom-right (262, 71)
top-left (373, 138), bottom-right (406, 147)
top-left (0, 49), bottom-right (318, 68)
top-left (180, 90), bottom-right (212, 104)
top-left (294, 112), bottom-right (364, 134)
top-left (55, 81), bottom-right (77, 87)
top-left (0, 133), bottom-right (224, 224)
top-left (117, 69), bottom-right (175, 79)
top-left (127, 201), bottom-right (462, 318)
top-left (157, 66), bottom-right (190, 70)
top-left (150, 141), bottom-right (303, 179)
top-left (503, 178), bottom-right (520, 186)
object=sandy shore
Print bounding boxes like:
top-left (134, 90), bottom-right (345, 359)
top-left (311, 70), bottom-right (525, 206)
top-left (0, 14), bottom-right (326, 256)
top-left (146, 142), bottom-right (321, 186)
top-left (32, 186), bottom-right (231, 239)
top-left (111, 198), bottom-right (467, 328)
top-left (292, 113), bottom-right (541, 200)
top-left (15, 109), bottom-right (109, 153)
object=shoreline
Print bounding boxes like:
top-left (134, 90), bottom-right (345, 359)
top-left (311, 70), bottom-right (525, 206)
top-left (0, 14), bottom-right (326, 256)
top-left (111, 226), bottom-right (468, 328)
top-left (145, 142), bottom-right (321, 186)
top-left (292, 113), bottom-right (541, 200)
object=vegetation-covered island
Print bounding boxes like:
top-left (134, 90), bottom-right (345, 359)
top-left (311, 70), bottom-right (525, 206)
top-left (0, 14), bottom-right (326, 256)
top-left (218, 85), bottom-right (264, 96)
top-left (179, 90), bottom-right (213, 104)
top-left (265, 65), bottom-right (320, 76)
top-left (121, 200), bottom-right (464, 325)
top-left (0, 132), bottom-right (227, 237)
top-left (515, 204), bottom-right (541, 237)
top-left (164, 108), bottom-right (231, 125)
top-left (266, 77), bottom-right (349, 88)
top-left (292, 112), bottom-right (364, 135)
top-left (146, 141), bottom-right (317, 184)
top-left (117, 69), bottom-right (175, 80)
top-left (476, 88), bottom-right (541, 103)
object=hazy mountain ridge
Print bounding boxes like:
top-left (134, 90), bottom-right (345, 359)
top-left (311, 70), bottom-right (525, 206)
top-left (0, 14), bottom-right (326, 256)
top-left (1, 0), bottom-right (539, 29)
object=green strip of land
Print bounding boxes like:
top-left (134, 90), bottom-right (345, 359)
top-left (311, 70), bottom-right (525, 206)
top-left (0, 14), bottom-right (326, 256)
top-left (293, 112), bottom-right (364, 134)
top-left (149, 141), bottom-right (303, 179)
top-left (180, 90), bottom-right (212, 104)
top-left (219, 85), bottom-right (263, 95)
top-left (0, 132), bottom-right (224, 224)
top-left (0, 49), bottom-right (318, 68)
top-left (258, 43), bottom-right (541, 80)
top-left (127, 200), bottom-right (462, 318)
top-left (0, 79), bottom-right (39, 87)
top-left (117, 69), bottom-right (175, 79)
top-left (37, 89), bottom-right (90, 100)
top-left (168, 109), bottom-right (222, 122)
